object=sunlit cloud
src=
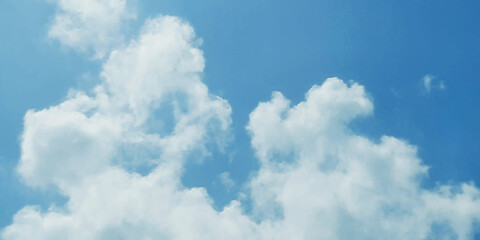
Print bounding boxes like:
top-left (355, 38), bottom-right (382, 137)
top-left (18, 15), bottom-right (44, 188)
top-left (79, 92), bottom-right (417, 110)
top-left (2, 1), bottom-right (479, 239)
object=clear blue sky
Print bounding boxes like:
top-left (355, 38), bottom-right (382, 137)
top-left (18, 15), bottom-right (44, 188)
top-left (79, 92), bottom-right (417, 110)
top-left (1, 0), bottom-right (480, 238)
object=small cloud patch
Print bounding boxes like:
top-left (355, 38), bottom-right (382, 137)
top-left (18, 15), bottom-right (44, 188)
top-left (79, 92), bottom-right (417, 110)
top-left (422, 74), bottom-right (446, 94)
top-left (218, 171), bottom-right (235, 190)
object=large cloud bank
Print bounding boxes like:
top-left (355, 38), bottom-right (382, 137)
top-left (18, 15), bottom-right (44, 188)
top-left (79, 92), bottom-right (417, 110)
top-left (3, 1), bottom-right (480, 239)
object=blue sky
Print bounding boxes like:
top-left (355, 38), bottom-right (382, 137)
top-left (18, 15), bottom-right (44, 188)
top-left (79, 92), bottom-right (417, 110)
top-left (1, 0), bottom-right (480, 239)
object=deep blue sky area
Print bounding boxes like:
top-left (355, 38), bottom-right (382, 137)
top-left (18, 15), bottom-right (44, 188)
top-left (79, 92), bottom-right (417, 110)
top-left (1, 0), bottom-right (480, 228)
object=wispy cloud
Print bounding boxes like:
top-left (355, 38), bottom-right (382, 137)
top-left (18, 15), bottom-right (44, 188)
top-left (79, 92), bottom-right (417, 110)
top-left (423, 74), bottom-right (434, 93)
top-left (218, 171), bottom-right (235, 190)
top-left (422, 74), bottom-right (446, 93)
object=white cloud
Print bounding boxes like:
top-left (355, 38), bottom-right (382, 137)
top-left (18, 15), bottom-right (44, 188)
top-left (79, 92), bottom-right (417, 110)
top-left (48, 0), bottom-right (136, 58)
top-left (423, 74), bottom-right (434, 93)
top-left (3, 6), bottom-right (479, 240)
top-left (18, 93), bottom-right (121, 188)
top-left (8, 73), bottom-right (480, 239)
top-left (3, 16), bottom-right (248, 239)
top-left (246, 78), bottom-right (480, 239)
top-left (422, 74), bottom-right (446, 93)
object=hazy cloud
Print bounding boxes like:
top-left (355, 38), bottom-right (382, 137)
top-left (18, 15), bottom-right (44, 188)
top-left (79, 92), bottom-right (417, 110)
top-left (422, 74), bottom-right (446, 93)
top-left (219, 172), bottom-right (235, 190)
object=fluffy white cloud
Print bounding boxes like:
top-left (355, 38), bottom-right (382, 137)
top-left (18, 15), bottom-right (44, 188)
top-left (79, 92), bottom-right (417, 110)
top-left (4, 6), bottom-right (480, 240)
top-left (17, 15), bottom-right (231, 191)
top-left (18, 92), bottom-right (121, 188)
top-left (247, 78), bottom-right (480, 239)
top-left (3, 16), bottom-right (247, 239)
top-left (4, 168), bottom-right (258, 240)
top-left (8, 72), bottom-right (480, 239)
top-left (48, 0), bottom-right (136, 58)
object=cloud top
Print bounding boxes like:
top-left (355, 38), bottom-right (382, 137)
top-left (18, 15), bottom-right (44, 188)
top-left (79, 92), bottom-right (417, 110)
top-left (247, 78), bottom-right (479, 239)
top-left (48, 0), bottom-right (136, 58)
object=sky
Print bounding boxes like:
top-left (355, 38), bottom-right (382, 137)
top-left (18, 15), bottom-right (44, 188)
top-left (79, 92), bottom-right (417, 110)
top-left (0, 0), bottom-right (480, 239)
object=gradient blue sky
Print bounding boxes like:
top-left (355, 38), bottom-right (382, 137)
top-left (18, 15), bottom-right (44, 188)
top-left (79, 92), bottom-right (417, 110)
top-left (1, 0), bottom-right (480, 234)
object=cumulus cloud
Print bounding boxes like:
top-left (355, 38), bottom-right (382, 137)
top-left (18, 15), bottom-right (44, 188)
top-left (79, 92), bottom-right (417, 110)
top-left (247, 78), bottom-right (479, 239)
top-left (3, 4), bottom-right (480, 240)
top-left (4, 15), bottom-right (248, 239)
top-left (48, 0), bottom-right (136, 58)
top-left (7, 74), bottom-right (480, 239)
top-left (422, 74), bottom-right (446, 93)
